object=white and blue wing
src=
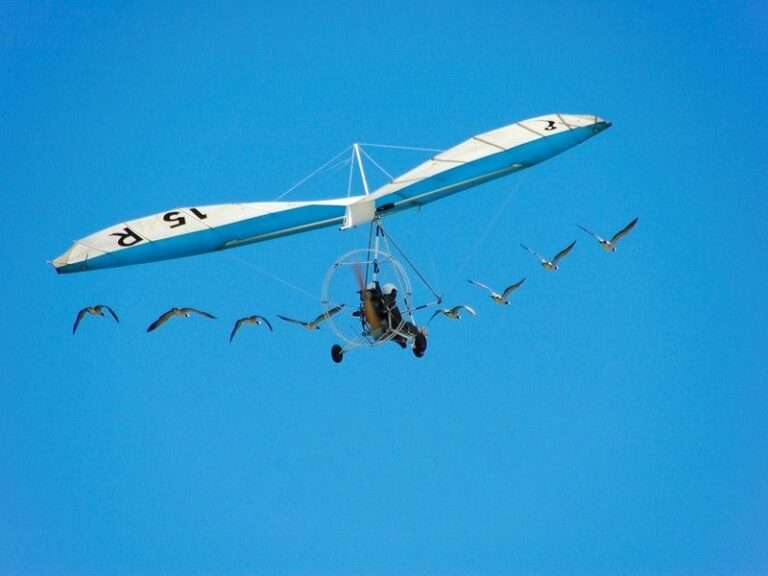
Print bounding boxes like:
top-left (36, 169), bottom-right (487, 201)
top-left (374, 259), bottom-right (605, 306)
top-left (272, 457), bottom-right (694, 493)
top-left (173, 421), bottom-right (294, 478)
top-left (53, 114), bottom-right (611, 274)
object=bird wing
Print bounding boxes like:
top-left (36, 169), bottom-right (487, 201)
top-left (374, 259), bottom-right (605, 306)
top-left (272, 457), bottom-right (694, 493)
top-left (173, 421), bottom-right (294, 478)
top-left (72, 308), bottom-right (88, 334)
top-left (453, 305), bottom-right (476, 316)
top-left (184, 307), bottom-right (216, 319)
top-left (277, 314), bottom-right (305, 326)
top-left (501, 278), bottom-right (526, 298)
top-left (577, 224), bottom-right (605, 243)
top-left (229, 318), bottom-right (245, 342)
top-left (257, 315), bottom-right (273, 332)
top-left (315, 305), bottom-right (343, 324)
top-left (552, 240), bottom-right (577, 264)
top-left (520, 243), bottom-right (546, 262)
top-left (429, 309), bottom-right (446, 323)
top-left (101, 305), bottom-right (119, 323)
top-left (610, 217), bottom-right (638, 244)
top-left (147, 309), bottom-right (174, 332)
top-left (468, 279), bottom-right (494, 294)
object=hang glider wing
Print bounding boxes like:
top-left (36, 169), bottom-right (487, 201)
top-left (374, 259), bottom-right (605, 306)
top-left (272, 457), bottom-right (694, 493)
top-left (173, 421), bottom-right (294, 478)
top-left (52, 113), bottom-right (610, 274)
top-left (370, 113), bottom-right (610, 212)
top-left (52, 200), bottom-right (352, 273)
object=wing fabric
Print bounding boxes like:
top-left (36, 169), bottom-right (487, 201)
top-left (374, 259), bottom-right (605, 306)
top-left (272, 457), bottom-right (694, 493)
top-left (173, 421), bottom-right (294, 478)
top-left (368, 114), bottom-right (611, 213)
top-left (53, 201), bottom-right (351, 273)
top-left (53, 113), bottom-right (611, 274)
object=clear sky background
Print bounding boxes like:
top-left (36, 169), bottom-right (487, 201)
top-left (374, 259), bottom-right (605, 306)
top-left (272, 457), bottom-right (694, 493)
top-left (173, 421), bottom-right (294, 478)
top-left (2, 2), bottom-right (767, 575)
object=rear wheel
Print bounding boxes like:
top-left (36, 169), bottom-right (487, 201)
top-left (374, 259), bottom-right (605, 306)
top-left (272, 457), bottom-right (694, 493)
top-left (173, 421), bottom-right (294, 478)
top-left (413, 332), bottom-right (427, 358)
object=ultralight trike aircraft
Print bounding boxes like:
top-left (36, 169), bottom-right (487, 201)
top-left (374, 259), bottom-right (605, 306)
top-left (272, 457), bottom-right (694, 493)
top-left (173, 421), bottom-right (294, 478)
top-left (52, 113), bottom-right (611, 361)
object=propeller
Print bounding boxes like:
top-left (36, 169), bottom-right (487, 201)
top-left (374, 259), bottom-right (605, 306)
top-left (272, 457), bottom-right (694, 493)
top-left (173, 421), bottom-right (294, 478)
top-left (354, 262), bottom-right (381, 332)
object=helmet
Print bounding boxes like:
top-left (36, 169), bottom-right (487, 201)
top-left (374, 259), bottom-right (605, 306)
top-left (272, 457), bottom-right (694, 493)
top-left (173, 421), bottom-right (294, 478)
top-left (382, 283), bottom-right (397, 295)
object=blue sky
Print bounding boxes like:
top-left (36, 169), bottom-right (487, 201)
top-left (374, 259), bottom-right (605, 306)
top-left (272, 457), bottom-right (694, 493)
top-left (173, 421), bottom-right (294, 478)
top-left (2, 2), bottom-right (767, 575)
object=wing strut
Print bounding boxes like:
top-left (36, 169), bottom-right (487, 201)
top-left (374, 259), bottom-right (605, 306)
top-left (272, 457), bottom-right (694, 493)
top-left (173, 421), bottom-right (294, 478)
top-left (367, 217), bottom-right (443, 313)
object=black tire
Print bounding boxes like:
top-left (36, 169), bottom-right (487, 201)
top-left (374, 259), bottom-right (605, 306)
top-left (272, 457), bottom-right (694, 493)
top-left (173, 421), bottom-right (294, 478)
top-left (413, 332), bottom-right (427, 357)
top-left (331, 344), bottom-right (344, 363)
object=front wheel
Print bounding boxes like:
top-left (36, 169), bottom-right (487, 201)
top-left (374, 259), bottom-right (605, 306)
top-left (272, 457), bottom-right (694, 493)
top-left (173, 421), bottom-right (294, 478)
top-left (331, 344), bottom-right (344, 363)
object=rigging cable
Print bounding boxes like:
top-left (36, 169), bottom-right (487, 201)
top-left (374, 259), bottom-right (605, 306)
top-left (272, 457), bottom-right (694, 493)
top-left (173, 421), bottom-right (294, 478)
top-left (273, 145), bottom-right (352, 201)
top-left (223, 251), bottom-right (321, 303)
top-left (443, 171), bottom-right (529, 293)
top-left (375, 219), bottom-right (442, 307)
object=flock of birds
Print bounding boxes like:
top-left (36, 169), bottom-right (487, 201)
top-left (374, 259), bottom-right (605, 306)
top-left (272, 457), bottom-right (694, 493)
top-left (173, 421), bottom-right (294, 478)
top-left (428, 217), bottom-right (638, 322)
top-left (71, 303), bottom-right (344, 341)
top-left (71, 218), bottom-right (638, 340)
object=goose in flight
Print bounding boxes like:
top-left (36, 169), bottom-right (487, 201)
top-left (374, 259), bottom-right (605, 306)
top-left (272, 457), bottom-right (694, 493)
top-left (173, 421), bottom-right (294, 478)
top-left (277, 305), bottom-right (344, 330)
top-left (147, 307), bottom-right (216, 332)
top-left (521, 240), bottom-right (576, 271)
top-left (467, 278), bottom-right (526, 304)
top-left (577, 217), bottom-right (638, 252)
top-left (229, 315), bottom-right (273, 342)
top-left (72, 305), bottom-right (119, 334)
top-left (429, 305), bottom-right (476, 323)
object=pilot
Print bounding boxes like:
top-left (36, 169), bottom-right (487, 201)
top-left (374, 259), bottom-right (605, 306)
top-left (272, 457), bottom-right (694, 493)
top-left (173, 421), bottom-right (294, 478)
top-left (354, 281), bottom-right (388, 325)
top-left (381, 283), bottom-right (402, 325)
top-left (366, 281), bottom-right (388, 321)
top-left (381, 283), bottom-right (420, 347)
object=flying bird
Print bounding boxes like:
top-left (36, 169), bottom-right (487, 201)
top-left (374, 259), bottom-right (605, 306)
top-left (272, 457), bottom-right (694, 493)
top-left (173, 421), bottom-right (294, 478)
top-left (147, 307), bottom-right (216, 332)
top-left (468, 278), bottom-right (526, 304)
top-left (521, 241), bottom-right (576, 271)
top-left (72, 305), bottom-right (119, 334)
top-left (277, 305), bottom-right (344, 330)
top-left (577, 217), bottom-right (638, 252)
top-left (229, 315), bottom-right (273, 342)
top-left (429, 305), bottom-right (477, 323)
